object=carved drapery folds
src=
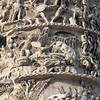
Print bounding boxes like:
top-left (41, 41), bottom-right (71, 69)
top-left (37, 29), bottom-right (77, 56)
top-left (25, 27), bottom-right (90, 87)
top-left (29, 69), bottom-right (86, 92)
top-left (0, 0), bottom-right (99, 100)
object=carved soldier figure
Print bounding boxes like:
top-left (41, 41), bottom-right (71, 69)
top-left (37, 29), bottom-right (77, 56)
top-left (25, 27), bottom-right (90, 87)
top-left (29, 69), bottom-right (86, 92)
top-left (81, 31), bottom-right (94, 56)
top-left (51, 4), bottom-right (67, 23)
top-left (81, 0), bottom-right (89, 27)
top-left (81, 31), bottom-right (89, 56)
top-left (88, 14), bottom-right (100, 31)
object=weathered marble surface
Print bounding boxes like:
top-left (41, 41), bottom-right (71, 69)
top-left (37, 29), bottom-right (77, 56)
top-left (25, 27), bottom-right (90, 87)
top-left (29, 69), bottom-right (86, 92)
top-left (0, 0), bottom-right (99, 100)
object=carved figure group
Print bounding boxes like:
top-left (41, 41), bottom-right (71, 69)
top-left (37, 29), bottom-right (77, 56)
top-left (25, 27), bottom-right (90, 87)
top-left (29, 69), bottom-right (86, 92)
top-left (51, 4), bottom-right (67, 23)
top-left (0, 0), bottom-right (99, 32)
top-left (47, 85), bottom-right (98, 100)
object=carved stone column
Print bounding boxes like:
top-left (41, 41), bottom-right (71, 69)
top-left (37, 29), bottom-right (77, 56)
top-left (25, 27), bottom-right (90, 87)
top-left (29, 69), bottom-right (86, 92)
top-left (0, 0), bottom-right (99, 100)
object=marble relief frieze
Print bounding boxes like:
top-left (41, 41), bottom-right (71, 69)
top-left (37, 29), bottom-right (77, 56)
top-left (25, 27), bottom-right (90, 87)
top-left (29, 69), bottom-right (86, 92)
top-left (0, 0), bottom-right (99, 100)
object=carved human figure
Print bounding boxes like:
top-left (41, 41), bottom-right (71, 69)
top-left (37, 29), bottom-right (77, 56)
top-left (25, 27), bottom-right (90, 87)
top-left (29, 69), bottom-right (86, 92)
top-left (87, 34), bottom-right (94, 54)
top-left (82, 58), bottom-right (92, 74)
top-left (69, 9), bottom-right (77, 26)
top-left (81, 56), bottom-right (99, 74)
top-left (0, 85), bottom-right (13, 100)
top-left (36, 4), bottom-right (49, 24)
top-left (7, 52), bottom-right (15, 69)
top-left (52, 41), bottom-right (63, 53)
top-left (8, 38), bottom-right (14, 49)
top-left (82, 0), bottom-right (89, 27)
top-left (22, 7), bottom-right (35, 25)
top-left (81, 0), bottom-right (89, 27)
top-left (38, 27), bottom-right (50, 46)
top-left (51, 4), bottom-right (67, 23)
top-left (88, 14), bottom-right (100, 31)
top-left (60, 42), bottom-right (78, 66)
top-left (18, 35), bottom-right (33, 57)
top-left (73, 9), bottom-right (83, 26)
top-left (0, 51), bottom-right (16, 79)
top-left (0, 5), bottom-right (11, 22)
top-left (81, 31), bottom-right (94, 56)
top-left (91, 4), bottom-right (100, 18)
top-left (12, 1), bottom-right (26, 21)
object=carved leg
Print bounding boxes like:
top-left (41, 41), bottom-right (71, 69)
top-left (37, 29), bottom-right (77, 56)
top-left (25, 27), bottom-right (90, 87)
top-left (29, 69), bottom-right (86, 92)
top-left (35, 18), bottom-right (41, 24)
top-left (25, 49), bottom-right (31, 57)
top-left (0, 24), bottom-right (4, 32)
top-left (63, 16), bottom-right (67, 23)
top-left (82, 45), bottom-right (88, 55)
top-left (82, 19), bottom-right (86, 28)
top-left (40, 12), bottom-right (49, 24)
top-left (12, 10), bottom-right (18, 21)
top-left (18, 10), bottom-right (22, 20)
top-left (51, 15), bottom-right (59, 23)
top-left (44, 0), bottom-right (48, 4)
top-left (54, 0), bottom-right (59, 5)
